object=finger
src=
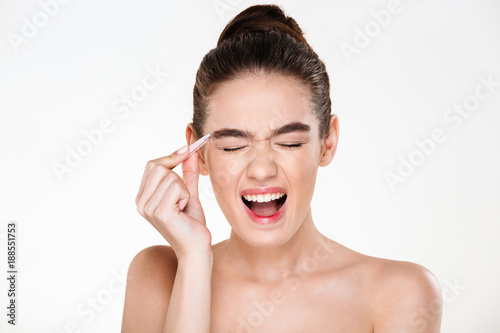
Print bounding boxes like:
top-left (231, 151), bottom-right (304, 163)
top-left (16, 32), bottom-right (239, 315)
top-left (136, 165), bottom-right (172, 210)
top-left (181, 150), bottom-right (200, 199)
top-left (135, 145), bottom-right (190, 203)
top-left (153, 181), bottom-right (191, 224)
top-left (136, 163), bottom-right (153, 204)
top-left (143, 174), bottom-right (187, 219)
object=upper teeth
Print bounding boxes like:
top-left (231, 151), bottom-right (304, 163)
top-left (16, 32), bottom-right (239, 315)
top-left (243, 192), bottom-right (285, 203)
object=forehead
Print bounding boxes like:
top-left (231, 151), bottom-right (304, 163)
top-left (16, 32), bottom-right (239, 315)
top-left (206, 74), bottom-right (317, 136)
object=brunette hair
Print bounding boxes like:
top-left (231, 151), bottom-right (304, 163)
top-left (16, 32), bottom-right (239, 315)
top-left (193, 4), bottom-right (332, 139)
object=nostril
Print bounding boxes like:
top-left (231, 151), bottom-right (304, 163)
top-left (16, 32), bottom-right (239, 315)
top-left (245, 157), bottom-right (278, 180)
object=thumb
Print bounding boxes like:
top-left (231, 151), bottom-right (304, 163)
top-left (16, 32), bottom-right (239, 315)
top-left (181, 150), bottom-right (200, 198)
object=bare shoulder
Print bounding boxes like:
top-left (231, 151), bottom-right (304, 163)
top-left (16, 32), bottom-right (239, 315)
top-left (357, 253), bottom-right (443, 333)
top-left (128, 245), bottom-right (178, 277)
top-left (121, 245), bottom-right (178, 332)
top-left (319, 241), bottom-right (442, 332)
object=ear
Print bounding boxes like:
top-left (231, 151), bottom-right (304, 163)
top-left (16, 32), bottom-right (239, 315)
top-left (185, 123), bottom-right (209, 176)
top-left (319, 114), bottom-right (339, 167)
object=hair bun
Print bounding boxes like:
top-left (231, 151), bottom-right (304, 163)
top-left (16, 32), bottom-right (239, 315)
top-left (217, 4), bottom-right (311, 49)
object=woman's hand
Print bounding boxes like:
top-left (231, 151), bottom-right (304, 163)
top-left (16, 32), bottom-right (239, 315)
top-left (124, 143), bottom-right (213, 333)
top-left (135, 145), bottom-right (211, 259)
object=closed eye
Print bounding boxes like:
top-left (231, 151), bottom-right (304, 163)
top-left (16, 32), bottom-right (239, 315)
top-left (220, 142), bottom-right (306, 153)
top-left (278, 143), bottom-right (304, 149)
top-left (222, 147), bottom-right (246, 153)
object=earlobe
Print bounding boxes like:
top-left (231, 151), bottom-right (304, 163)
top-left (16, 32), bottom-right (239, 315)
top-left (319, 114), bottom-right (339, 167)
top-left (198, 155), bottom-right (209, 176)
top-left (185, 123), bottom-right (209, 176)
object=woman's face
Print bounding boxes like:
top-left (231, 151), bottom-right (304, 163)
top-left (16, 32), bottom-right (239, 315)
top-left (195, 74), bottom-right (337, 248)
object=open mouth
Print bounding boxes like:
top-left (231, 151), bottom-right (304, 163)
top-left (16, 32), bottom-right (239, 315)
top-left (241, 193), bottom-right (287, 217)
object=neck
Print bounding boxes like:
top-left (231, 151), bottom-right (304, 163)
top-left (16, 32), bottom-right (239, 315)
top-left (222, 207), bottom-right (333, 283)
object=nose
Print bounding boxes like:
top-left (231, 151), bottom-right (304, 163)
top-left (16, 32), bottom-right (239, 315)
top-left (245, 144), bottom-right (278, 181)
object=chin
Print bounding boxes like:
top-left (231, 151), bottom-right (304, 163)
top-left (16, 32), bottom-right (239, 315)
top-left (232, 227), bottom-right (295, 248)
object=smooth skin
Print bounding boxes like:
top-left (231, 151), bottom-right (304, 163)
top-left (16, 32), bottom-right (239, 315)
top-left (122, 75), bottom-right (442, 332)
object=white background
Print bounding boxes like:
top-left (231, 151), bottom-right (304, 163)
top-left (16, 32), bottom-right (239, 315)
top-left (1, 0), bottom-right (499, 332)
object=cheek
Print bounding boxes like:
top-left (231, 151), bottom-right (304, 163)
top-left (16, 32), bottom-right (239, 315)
top-left (206, 152), bottom-right (243, 191)
top-left (285, 158), bottom-right (318, 190)
top-left (279, 143), bottom-right (321, 171)
top-left (281, 146), bottom-right (320, 195)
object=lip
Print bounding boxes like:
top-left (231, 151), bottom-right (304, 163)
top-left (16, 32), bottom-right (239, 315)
top-left (240, 187), bottom-right (287, 225)
top-left (240, 186), bottom-right (287, 196)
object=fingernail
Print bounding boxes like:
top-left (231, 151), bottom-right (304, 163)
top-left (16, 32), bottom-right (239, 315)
top-left (176, 145), bottom-right (188, 154)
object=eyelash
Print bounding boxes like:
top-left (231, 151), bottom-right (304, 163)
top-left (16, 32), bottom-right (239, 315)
top-left (222, 143), bottom-right (304, 153)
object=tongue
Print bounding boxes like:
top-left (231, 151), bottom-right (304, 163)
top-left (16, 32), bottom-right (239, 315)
top-left (250, 201), bottom-right (279, 217)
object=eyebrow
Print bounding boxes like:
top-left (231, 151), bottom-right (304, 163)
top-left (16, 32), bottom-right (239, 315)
top-left (211, 122), bottom-right (311, 140)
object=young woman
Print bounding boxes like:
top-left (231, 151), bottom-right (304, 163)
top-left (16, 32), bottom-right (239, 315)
top-left (122, 4), bottom-right (442, 332)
